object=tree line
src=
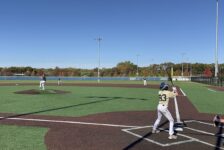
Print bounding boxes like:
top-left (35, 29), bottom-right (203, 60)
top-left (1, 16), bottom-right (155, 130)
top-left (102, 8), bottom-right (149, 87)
top-left (0, 61), bottom-right (223, 77)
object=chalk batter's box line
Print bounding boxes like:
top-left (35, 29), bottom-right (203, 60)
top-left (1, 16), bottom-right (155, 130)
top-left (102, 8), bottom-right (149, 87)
top-left (185, 120), bottom-right (224, 129)
top-left (122, 120), bottom-right (224, 149)
top-left (122, 128), bottom-right (194, 147)
top-left (0, 116), bottom-right (222, 148)
top-left (122, 126), bottom-right (196, 147)
top-left (185, 120), bottom-right (224, 137)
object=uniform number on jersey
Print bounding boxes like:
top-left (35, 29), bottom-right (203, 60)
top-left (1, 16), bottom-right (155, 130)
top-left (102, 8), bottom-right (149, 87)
top-left (159, 94), bottom-right (167, 101)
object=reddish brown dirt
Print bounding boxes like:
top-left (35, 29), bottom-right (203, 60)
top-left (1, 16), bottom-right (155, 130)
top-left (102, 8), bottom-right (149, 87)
top-left (0, 83), bottom-right (222, 150)
top-left (207, 85), bottom-right (224, 92)
top-left (14, 89), bottom-right (71, 95)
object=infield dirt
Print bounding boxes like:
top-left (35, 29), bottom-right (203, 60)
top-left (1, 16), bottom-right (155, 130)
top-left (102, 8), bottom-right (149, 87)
top-left (0, 83), bottom-right (222, 150)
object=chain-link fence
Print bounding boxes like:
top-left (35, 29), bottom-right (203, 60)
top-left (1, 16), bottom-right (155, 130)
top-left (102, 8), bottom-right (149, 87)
top-left (191, 76), bottom-right (224, 86)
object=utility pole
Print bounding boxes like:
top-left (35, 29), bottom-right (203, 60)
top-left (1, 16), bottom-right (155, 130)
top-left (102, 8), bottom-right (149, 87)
top-left (95, 37), bottom-right (102, 83)
top-left (186, 58), bottom-right (189, 76)
top-left (181, 53), bottom-right (185, 77)
top-left (136, 54), bottom-right (139, 77)
top-left (215, 0), bottom-right (219, 77)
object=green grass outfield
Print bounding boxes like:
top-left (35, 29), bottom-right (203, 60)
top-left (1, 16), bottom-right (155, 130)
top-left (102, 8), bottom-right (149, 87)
top-left (175, 81), bottom-right (224, 114)
top-left (0, 80), bottom-right (223, 149)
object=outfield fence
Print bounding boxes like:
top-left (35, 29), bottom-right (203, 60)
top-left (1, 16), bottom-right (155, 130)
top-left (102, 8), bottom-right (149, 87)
top-left (0, 76), bottom-right (168, 81)
top-left (191, 76), bottom-right (224, 86)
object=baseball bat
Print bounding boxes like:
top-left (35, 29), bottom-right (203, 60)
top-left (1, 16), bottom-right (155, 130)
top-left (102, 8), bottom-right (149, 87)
top-left (164, 66), bottom-right (184, 127)
top-left (163, 65), bottom-right (174, 87)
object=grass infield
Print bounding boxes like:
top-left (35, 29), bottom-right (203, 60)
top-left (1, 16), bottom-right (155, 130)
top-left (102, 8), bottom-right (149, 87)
top-left (0, 81), bottom-right (223, 116)
top-left (0, 85), bottom-right (158, 117)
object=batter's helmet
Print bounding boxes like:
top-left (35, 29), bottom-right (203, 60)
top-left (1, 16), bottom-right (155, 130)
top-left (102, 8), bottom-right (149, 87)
top-left (160, 82), bottom-right (169, 90)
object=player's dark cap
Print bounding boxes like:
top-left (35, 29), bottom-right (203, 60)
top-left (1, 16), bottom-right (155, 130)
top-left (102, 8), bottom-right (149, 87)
top-left (160, 82), bottom-right (169, 90)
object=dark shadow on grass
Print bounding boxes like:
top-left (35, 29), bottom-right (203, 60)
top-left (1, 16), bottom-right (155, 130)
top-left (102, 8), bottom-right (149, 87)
top-left (123, 120), bottom-right (169, 150)
top-left (215, 123), bottom-right (224, 150)
top-left (86, 96), bottom-right (150, 101)
top-left (0, 97), bottom-right (121, 120)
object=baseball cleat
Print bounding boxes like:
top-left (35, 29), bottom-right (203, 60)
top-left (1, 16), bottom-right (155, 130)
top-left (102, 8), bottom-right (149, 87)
top-left (152, 129), bottom-right (160, 134)
top-left (213, 115), bottom-right (220, 127)
top-left (168, 134), bottom-right (177, 139)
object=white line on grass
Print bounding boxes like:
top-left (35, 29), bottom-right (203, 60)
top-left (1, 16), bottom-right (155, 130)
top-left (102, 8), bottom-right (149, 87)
top-left (0, 117), bottom-right (139, 128)
top-left (208, 89), bottom-right (217, 92)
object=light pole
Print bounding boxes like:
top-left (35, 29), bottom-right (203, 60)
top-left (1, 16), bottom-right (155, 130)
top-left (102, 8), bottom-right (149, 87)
top-left (181, 53), bottom-right (185, 77)
top-left (215, 0), bottom-right (219, 77)
top-left (186, 58), bottom-right (189, 76)
top-left (136, 54), bottom-right (139, 77)
top-left (95, 37), bottom-right (102, 83)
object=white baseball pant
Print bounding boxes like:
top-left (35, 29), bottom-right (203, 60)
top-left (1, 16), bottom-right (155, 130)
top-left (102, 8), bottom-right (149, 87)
top-left (153, 104), bottom-right (174, 135)
top-left (144, 80), bottom-right (147, 86)
top-left (40, 81), bottom-right (46, 90)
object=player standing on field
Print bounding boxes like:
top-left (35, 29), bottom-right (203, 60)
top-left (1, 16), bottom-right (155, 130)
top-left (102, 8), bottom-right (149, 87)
top-left (213, 115), bottom-right (224, 127)
top-left (58, 77), bottom-right (61, 86)
top-left (143, 77), bottom-right (147, 86)
top-left (39, 73), bottom-right (46, 90)
top-left (152, 82), bottom-right (178, 139)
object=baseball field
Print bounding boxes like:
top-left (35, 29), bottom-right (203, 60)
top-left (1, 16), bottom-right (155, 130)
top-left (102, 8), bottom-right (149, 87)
top-left (0, 80), bottom-right (223, 150)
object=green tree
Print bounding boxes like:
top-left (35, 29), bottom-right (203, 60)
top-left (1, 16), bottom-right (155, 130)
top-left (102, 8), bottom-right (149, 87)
top-left (116, 61), bottom-right (137, 76)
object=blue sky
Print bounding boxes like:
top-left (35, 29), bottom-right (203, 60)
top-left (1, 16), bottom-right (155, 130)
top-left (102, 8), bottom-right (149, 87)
top-left (0, 0), bottom-right (223, 68)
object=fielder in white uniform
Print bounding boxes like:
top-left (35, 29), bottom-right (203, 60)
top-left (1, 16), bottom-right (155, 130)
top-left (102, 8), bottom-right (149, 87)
top-left (143, 78), bottom-right (147, 86)
top-left (58, 77), bottom-right (61, 86)
top-left (152, 82), bottom-right (178, 139)
top-left (40, 74), bottom-right (46, 90)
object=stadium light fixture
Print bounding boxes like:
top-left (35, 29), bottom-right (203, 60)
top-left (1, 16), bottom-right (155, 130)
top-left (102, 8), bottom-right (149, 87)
top-left (136, 54), bottom-right (140, 77)
top-left (215, 0), bottom-right (219, 77)
top-left (181, 53), bottom-right (185, 77)
top-left (95, 37), bottom-right (102, 83)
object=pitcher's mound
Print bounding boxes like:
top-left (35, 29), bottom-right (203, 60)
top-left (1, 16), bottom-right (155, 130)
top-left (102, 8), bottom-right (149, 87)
top-left (14, 89), bottom-right (71, 95)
